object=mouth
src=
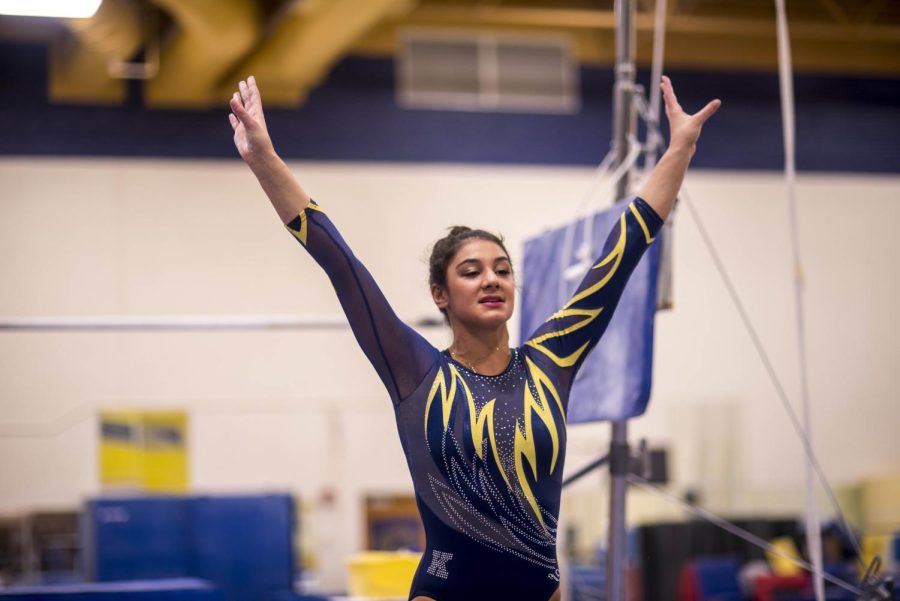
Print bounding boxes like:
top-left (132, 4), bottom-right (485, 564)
top-left (478, 295), bottom-right (505, 307)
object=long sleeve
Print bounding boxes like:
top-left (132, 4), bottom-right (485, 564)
top-left (285, 201), bottom-right (439, 405)
top-left (523, 196), bottom-right (663, 384)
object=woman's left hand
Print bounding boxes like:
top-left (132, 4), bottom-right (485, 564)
top-left (661, 75), bottom-right (721, 153)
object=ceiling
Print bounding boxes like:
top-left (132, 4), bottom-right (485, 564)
top-left (1, 0), bottom-right (898, 108)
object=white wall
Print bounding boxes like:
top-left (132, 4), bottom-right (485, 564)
top-left (1, 158), bottom-right (898, 586)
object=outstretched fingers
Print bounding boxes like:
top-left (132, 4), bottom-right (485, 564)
top-left (661, 75), bottom-right (682, 115)
top-left (695, 98), bottom-right (722, 125)
top-left (229, 93), bottom-right (254, 128)
top-left (238, 80), bottom-right (249, 104)
top-left (662, 74), bottom-right (721, 125)
top-left (247, 75), bottom-right (261, 104)
top-left (232, 76), bottom-right (265, 126)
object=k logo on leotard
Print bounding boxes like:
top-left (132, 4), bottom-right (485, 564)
top-left (426, 550), bottom-right (454, 579)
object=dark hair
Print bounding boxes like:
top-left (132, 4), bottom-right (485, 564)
top-left (428, 226), bottom-right (511, 320)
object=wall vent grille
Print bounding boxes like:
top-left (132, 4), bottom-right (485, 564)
top-left (398, 30), bottom-right (579, 114)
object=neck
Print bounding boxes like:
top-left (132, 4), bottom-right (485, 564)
top-left (449, 322), bottom-right (511, 375)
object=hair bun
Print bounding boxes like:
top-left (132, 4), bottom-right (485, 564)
top-left (448, 225), bottom-right (472, 237)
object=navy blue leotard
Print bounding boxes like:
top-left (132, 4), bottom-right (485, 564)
top-left (285, 198), bottom-right (663, 601)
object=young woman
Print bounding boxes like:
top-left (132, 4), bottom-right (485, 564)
top-left (229, 75), bottom-right (719, 601)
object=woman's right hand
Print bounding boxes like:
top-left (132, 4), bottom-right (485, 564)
top-left (228, 75), bottom-right (276, 168)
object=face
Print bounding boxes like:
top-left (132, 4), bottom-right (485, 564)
top-left (432, 239), bottom-right (515, 329)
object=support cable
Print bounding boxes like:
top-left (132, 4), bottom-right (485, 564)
top-left (557, 148), bottom-right (616, 306)
top-left (557, 141), bottom-right (641, 306)
top-left (772, 1), bottom-right (826, 598)
top-left (679, 186), bottom-right (864, 567)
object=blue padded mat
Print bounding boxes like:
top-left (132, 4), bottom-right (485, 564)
top-left (0, 578), bottom-right (223, 600)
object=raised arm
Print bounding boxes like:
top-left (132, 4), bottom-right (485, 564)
top-left (228, 77), bottom-right (438, 404)
top-left (639, 76), bottom-right (720, 220)
top-left (524, 197), bottom-right (663, 384)
top-left (525, 76), bottom-right (719, 385)
top-left (229, 76), bottom-right (310, 224)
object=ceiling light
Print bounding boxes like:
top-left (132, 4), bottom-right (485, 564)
top-left (0, 0), bottom-right (102, 18)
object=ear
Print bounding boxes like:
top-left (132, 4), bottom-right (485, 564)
top-left (431, 284), bottom-right (449, 310)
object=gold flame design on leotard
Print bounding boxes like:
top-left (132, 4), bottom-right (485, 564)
top-left (513, 357), bottom-right (565, 530)
top-left (422, 201), bottom-right (657, 537)
top-left (525, 205), bottom-right (651, 368)
top-left (425, 365), bottom-right (509, 489)
top-left (286, 201), bottom-right (324, 246)
top-left (424, 358), bottom-right (568, 531)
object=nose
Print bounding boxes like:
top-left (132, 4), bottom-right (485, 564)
top-left (483, 269), bottom-right (500, 289)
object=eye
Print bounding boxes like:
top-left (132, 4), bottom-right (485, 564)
top-left (496, 268), bottom-right (511, 276)
top-left (462, 271), bottom-right (480, 278)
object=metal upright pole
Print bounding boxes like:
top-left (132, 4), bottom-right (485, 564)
top-left (606, 421), bottom-right (630, 601)
top-left (612, 0), bottom-right (637, 203)
top-left (607, 0), bottom-right (636, 600)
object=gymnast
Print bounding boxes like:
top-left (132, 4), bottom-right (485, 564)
top-left (229, 75), bottom-right (719, 601)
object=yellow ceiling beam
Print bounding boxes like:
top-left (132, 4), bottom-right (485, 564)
top-left (399, 5), bottom-right (900, 42)
top-left (352, 4), bottom-right (900, 75)
top-left (659, 32), bottom-right (900, 75)
top-left (144, 0), bottom-right (260, 108)
top-left (814, 0), bottom-right (851, 23)
top-left (49, 0), bottom-right (144, 104)
top-left (225, 0), bottom-right (418, 106)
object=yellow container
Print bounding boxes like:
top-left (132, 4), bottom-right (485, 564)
top-left (861, 473), bottom-right (900, 535)
top-left (347, 551), bottom-right (422, 598)
top-left (767, 536), bottom-right (804, 576)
